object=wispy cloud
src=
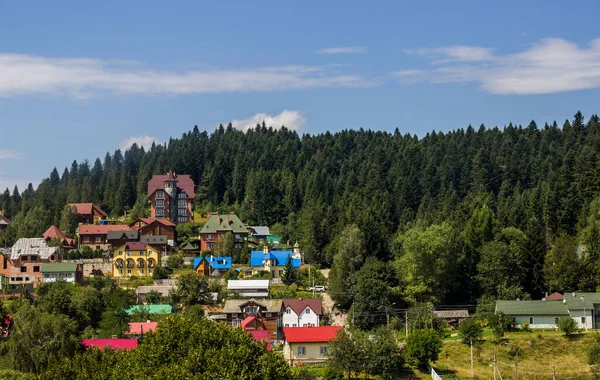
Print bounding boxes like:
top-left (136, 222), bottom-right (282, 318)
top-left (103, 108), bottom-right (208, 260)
top-left (0, 54), bottom-right (372, 98)
top-left (0, 149), bottom-right (23, 160)
top-left (228, 110), bottom-right (306, 132)
top-left (119, 136), bottom-right (161, 152)
top-left (396, 38), bottom-right (600, 95)
top-left (317, 46), bottom-right (367, 54)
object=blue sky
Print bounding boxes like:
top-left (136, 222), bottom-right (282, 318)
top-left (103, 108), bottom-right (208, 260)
top-left (2, 1), bottom-right (600, 191)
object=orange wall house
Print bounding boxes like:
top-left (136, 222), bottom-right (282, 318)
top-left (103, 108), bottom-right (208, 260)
top-left (0, 238), bottom-right (61, 285)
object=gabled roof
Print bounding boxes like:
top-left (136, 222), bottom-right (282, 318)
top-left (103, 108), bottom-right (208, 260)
top-left (140, 235), bottom-right (168, 245)
top-left (127, 322), bottom-right (158, 335)
top-left (124, 242), bottom-right (147, 251)
top-left (227, 280), bottom-right (270, 290)
top-left (193, 256), bottom-right (232, 270)
top-left (495, 300), bottom-right (569, 315)
top-left (82, 338), bottom-right (137, 350)
top-left (126, 304), bottom-right (172, 315)
top-left (223, 299), bottom-right (282, 313)
top-left (241, 316), bottom-right (255, 329)
top-left (9, 238), bottom-right (58, 260)
top-left (283, 326), bottom-right (341, 343)
top-left (0, 215), bottom-right (11, 225)
top-left (107, 230), bottom-right (139, 240)
top-left (546, 292), bottom-right (564, 301)
top-left (147, 173), bottom-right (195, 198)
top-left (248, 226), bottom-right (270, 236)
top-left (43, 226), bottom-right (75, 246)
top-left (250, 250), bottom-right (301, 268)
top-left (135, 285), bottom-right (175, 297)
top-left (563, 292), bottom-right (600, 310)
top-left (68, 203), bottom-right (108, 218)
top-left (78, 224), bottom-right (130, 235)
top-left (433, 310), bottom-right (469, 319)
top-left (130, 218), bottom-right (176, 228)
top-left (283, 299), bottom-right (323, 315)
top-left (201, 213), bottom-right (247, 234)
top-left (41, 263), bottom-right (78, 273)
top-left (182, 242), bottom-right (198, 251)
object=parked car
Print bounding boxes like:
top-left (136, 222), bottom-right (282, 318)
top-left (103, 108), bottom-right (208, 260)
top-left (309, 285), bottom-right (325, 292)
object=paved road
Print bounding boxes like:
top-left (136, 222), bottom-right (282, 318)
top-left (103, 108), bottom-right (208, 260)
top-left (320, 269), bottom-right (347, 326)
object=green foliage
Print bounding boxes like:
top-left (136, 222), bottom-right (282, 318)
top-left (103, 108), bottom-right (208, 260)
top-left (59, 205), bottom-right (79, 235)
top-left (488, 312), bottom-right (515, 338)
top-left (407, 304), bottom-right (446, 334)
top-left (170, 272), bottom-right (212, 307)
top-left (520, 321), bottom-right (531, 332)
top-left (458, 317), bottom-right (483, 344)
top-left (151, 265), bottom-right (171, 280)
top-left (557, 316), bottom-right (579, 336)
top-left (166, 253), bottom-right (184, 269)
top-left (405, 329), bottom-right (442, 368)
top-left (297, 265), bottom-right (327, 289)
top-left (145, 290), bottom-right (162, 304)
top-left (46, 315), bottom-right (291, 379)
top-left (544, 233), bottom-right (581, 292)
top-left (175, 222), bottom-right (199, 247)
top-left (587, 335), bottom-right (600, 377)
top-left (0, 370), bottom-right (37, 380)
top-left (329, 225), bottom-right (365, 308)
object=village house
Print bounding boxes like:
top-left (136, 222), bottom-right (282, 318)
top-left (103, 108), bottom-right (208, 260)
top-left (129, 218), bottom-right (176, 247)
top-left (0, 210), bottom-right (10, 232)
top-left (106, 230), bottom-right (139, 249)
top-left (496, 292), bottom-right (600, 330)
top-left (147, 171), bottom-right (194, 224)
top-left (126, 321), bottom-right (158, 335)
top-left (113, 242), bottom-right (160, 278)
top-left (282, 326), bottom-right (341, 365)
top-left (249, 246), bottom-right (302, 278)
top-left (0, 238), bottom-right (61, 285)
top-left (135, 285), bottom-right (175, 303)
top-left (193, 256), bottom-right (232, 276)
top-left (247, 226), bottom-right (280, 245)
top-left (282, 299), bottom-right (323, 328)
top-left (43, 225), bottom-right (75, 249)
top-left (433, 309), bottom-right (469, 329)
top-left (199, 212), bottom-right (247, 251)
top-left (82, 338), bottom-right (138, 350)
top-left (68, 203), bottom-right (108, 224)
top-left (126, 304), bottom-right (172, 316)
top-left (227, 280), bottom-right (270, 298)
top-left (78, 224), bottom-right (131, 251)
top-left (41, 263), bottom-right (83, 284)
top-left (223, 299), bottom-right (283, 340)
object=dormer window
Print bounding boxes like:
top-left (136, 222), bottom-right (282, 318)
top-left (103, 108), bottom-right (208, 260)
top-left (286, 307), bottom-right (292, 314)
top-left (305, 308), bottom-right (311, 314)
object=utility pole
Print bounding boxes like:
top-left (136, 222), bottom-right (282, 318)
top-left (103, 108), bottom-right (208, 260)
top-left (493, 354), bottom-right (497, 380)
top-left (405, 310), bottom-right (409, 337)
top-left (582, 295), bottom-right (588, 332)
top-left (515, 347), bottom-right (519, 380)
top-left (470, 340), bottom-right (474, 379)
top-left (552, 366), bottom-right (556, 380)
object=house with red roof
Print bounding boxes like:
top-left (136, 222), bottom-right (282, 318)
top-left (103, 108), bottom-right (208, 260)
top-left (43, 225), bottom-right (75, 249)
top-left (78, 224), bottom-right (131, 251)
top-left (147, 171), bottom-right (194, 224)
top-left (129, 217), bottom-right (176, 246)
top-left (82, 338), bottom-right (138, 350)
top-left (282, 326), bottom-right (341, 365)
top-left (68, 203), bottom-right (108, 224)
top-left (126, 321), bottom-right (158, 335)
top-left (282, 299), bottom-right (323, 328)
top-left (0, 210), bottom-right (11, 233)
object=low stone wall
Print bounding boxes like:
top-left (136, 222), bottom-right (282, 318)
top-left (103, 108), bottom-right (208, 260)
top-left (63, 259), bottom-right (113, 277)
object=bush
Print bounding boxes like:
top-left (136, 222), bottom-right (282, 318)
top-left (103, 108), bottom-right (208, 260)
top-left (405, 329), bottom-right (442, 368)
top-left (557, 316), bottom-right (579, 336)
top-left (520, 321), bottom-right (531, 332)
top-left (458, 317), bottom-right (483, 344)
top-left (488, 312), bottom-right (515, 338)
top-left (152, 266), bottom-right (172, 280)
top-left (587, 336), bottom-right (600, 377)
top-left (322, 367), bottom-right (344, 380)
top-left (167, 254), bottom-right (184, 269)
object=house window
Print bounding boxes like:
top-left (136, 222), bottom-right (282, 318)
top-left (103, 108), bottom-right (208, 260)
top-left (293, 324), bottom-right (297, 327)
top-left (127, 251), bottom-right (132, 256)
top-left (305, 309), bottom-right (311, 314)
top-left (244, 306), bottom-right (259, 315)
top-left (33, 266), bottom-right (40, 273)
top-left (83, 237), bottom-right (90, 243)
top-left (178, 216), bottom-right (188, 223)
top-left (30, 256), bottom-right (37, 262)
top-left (177, 199), bottom-right (187, 208)
top-left (235, 234), bottom-right (240, 240)
top-left (298, 347), bottom-right (306, 356)
top-left (119, 251), bottom-right (123, 256)
top-left (149, 269), bottom-right (153, 274)
top-left (127, 270), bottom-right (131, 275)
top-left (118, 270), bottom-right (122, 275)
top-left (207, 234), bottom-right (214, 240)
top-left (22, 256), bottom-right (27, 261)
top-left (20, 266), bottom-right (26, 273)
top-left (178, 208), bottom-right (187, 216)
top-left (156, 207), bottom-right (165, 216)
top-left (140, 270), bottom-right (144, 275)
top-left (231, 313), bottom-right (238, 319)
top-left (265, 313), bottom-right (271, 317)
top-left (96, 246), bottom-right (101, 251)
top-left (95, 237), bottom-right (102, 243)
top-left (156, 199), bottom-right (165, 207)
top-left (232, 319), bottom-right (241, 327)
top-left (207, 243), bottom-right (214, 249)
top-left (582, 316), bottom-right (587, 324)
top-left (529, 317), bottom-right (534, 324)
top-left (156, 191), bottom-right (165, 199)
top-left (286, 308), bottom-right (291, 314)
top-left (320, 346), bottom-right (328, 356)
top-left (178, 192), bottom-right (186, 199)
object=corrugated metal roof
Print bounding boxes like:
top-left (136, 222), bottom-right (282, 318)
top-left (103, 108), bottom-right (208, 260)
top-left (434, 310), bottom-right (469, 319)
top-left (249, 226), bottom-right (270, 236)
top-left (201, 214), bottom-right (247, 234)
top-left (10, 238), bottom-right (58, 260)
top-left (227, 280), bottom-right (270, 290)
top-left (495, 300), bottom-right (569, 315)
top-left (41, 263), bottom-right (78, 273)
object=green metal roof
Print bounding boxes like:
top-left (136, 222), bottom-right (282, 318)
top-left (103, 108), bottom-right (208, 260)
top-left (563, 292), bottom-right (600, 310)
top-left (126, 304), bottom-right (172, 315)
top-left (201, 213), bottom-right (247, 234)
top-left (495, 300), bottom-right (569, 315)
top-left (41, 263), bottom-right (78, 273)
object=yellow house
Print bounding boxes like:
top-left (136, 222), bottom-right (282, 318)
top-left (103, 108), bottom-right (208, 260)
top-left (282, 326), bottom-right (341, 365)
top-left (113, 242), bottom-right (160, 277)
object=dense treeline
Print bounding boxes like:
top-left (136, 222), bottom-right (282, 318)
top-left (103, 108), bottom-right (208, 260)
top-left (2, 112), bottom-right (600, 315)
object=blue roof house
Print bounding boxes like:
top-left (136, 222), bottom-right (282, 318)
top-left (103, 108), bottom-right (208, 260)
top-left (250, 246), bottom-right (301, 279)
top-left (193, 256), bottom-right (232, 277)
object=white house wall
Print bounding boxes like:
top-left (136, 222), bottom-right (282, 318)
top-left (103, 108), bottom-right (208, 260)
top-left (282, 307), bottom-right (320, 327)
top-left (514, 315), bottom-right (558, 329)
top-left (569, 310), bottom-right (593, 330)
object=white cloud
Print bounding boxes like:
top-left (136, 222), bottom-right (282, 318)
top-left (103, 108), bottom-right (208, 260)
top-left (119, 135), bottom-right (161, 151)
top-left (0, 54), bottom-right (372, 98)
top-left (0, 149), bottom-right (23, 159)
top-left (317, 46), bottom-right (367, 54)
top-left (229, 110), bottom-right (306, 132)
top-left (396, 38), bottom-right (600, 95)
top-left (403, 45), bottom-right (494, 63)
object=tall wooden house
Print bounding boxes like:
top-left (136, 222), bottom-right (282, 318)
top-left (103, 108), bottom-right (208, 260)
top-left (199, 212), bottom-right (248, 251)
top-left (223, 299), bottom-right (283, 340)
top-left (67, 203), bottom-right (108, 224)
top-left (147, 171), bottom-right (194, 224)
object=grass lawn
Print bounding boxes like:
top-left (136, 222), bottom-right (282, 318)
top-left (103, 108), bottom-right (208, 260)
top-left (433, 330), bottom-right (597, 379)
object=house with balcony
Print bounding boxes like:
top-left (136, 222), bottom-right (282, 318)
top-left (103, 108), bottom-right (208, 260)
top-left (194, 256), bottom-right (232, 276)
top-left (282, 299), bottom-right (323, 328)
top-left (282, 326), bottom-right (341, 365)
top-left (223, 299), bottom-right (283, 340)
top-left (147, 171), bottom-right (194, 224)
top-left (199, 212), bottom-right (248, 252)
top-left (78, 224), bottom-right (131, 251)
top-left (67, 203), bottom-right (108, 224)
top-left (41, 263), bottom-right (83, 284)
top-left (112, 242), bottom-right (160, 278)
top-left (129, 217), bottom-right (176, 247)
top-left (0, 238), bottom-right (61, 285)
top-left (249, 246), bottom-right (302, 279)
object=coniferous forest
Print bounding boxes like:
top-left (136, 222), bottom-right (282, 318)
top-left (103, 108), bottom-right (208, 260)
top-left (3, 111), bottom-right (600, 320)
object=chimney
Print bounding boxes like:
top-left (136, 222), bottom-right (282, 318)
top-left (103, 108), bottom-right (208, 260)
top-left (573, 292), bottom-right (576, 297)
top-left (545, 292), bottom-right (548, 298)
top-left (207, 212), bottom-right (212, 219)
top-left (263, 245), bottom-right (269, 254)
top-left (228, 214), bottom-right (230, 223)
top-left (146, 319), bottom-right (151, 323)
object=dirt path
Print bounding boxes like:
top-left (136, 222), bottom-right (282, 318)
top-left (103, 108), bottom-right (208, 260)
top-left (320, 269), bottom-right (347, 326)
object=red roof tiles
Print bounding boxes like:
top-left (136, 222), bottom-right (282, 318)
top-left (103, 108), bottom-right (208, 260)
top-left (282, 299), bottom-right (323, 315)
top-left (78, 224), bottom-right (131, 235)
top-left (68, 203), bottom-right (108, 217)
top-left (147, 173), bottom-right (195, 198)
top-left (125, 242), bottom-right (147, 251)
top-left (241, 316), bottom-right (255, 330)
top-left (137, 218), bottom-right (176, 227)
top-left (127, 322), bottom-right (158, 335)
top-left (82, 338), bottom-right (138, 350)
top-left (43, 226), bottom-right (75, 246)
top-left (546, 292), bottom-right (564, 301)
top-left (283, 326), bottom-right (341, 343)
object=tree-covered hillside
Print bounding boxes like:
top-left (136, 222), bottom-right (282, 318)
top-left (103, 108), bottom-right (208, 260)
top-left (2, 112), bottom-right (600, 309)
